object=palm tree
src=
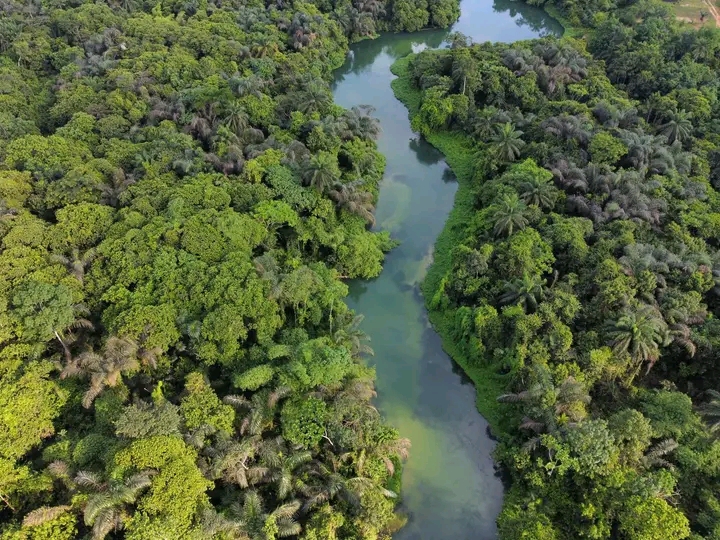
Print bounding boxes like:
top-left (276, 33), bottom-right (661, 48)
top-left (298, 83), bottom-right (331, 115)
top-left (541, 115), bottom-right (591, 146)
top-left (256, 437), bottom-right (312, 500)
top-left (198, 507), bottom-right (247, 539)
top-left (224, 101), bottom-right (249, 135)
top-left (99, 169), bottom-right (135, 207)
top-left (658, 109), bottom-right (693, 145)
top-left (491, 122), bottom-right (525, 162)
top-left (211, 436), bottom-right (263, 488)
top-left (498, 273), bottom-right (545, 312)
top-left (343, 105), bottom-right (381, 141)
top-left (640, 439), bottom-right (678, 469)
top-left (332, 312), bottom-right (374, 356)
top-left (300, 155), bottom-right (339, 193)
top-left (302, 459), bottom-right (375, 513)
top-left (282, 140), bottom-right (310, 167)
top-left (250, 39), bottom-right (279, 59)
top-left (229, 491), bottom-right (301, 539)
top-left (172, 149), bottom-right (199, 177)
top-left (358, 0), bottom-right (385, 16)
top-left (224, 387), bottom-right (291, 436)
top-left (362, 435), bottom-right (410, 476)
top-left (606, 305), bottom-right (669, 375)
top-left (61, 336), bottom-right (141, 408)
top-left (621, 132), bottom-right (663, 171)
top-left (253, 253), bottom-right (285, 306)
top-left (517, 177), bottom-right (557, 210)
top-left (48, 303), bottom-right (95, 365)
top-left (229, 74), bottom-right (268, 98)
top-left (700, 390), bottom-right (720, 437)
top-left (189, 115), bottom-right (213, 142)
top-left (498, 370), bottom-right (590, 450)
top-left (669, 140), bottom-right (692, 175)
top-left (76, 470), bottom-right (154, 539)
top-left (551, 159), bottom-right (587, 193)
top-left (648, 146), bottom-right (675, 175)
top-left (498, 374), bottom-right (589, 422)
top-left (51, 247), bottom-right (96, 285)
top-left (491, 193), bottom-right (528, 238)
top-left (328, 179), bottom-right (376, 226)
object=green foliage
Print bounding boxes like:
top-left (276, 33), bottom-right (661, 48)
top-left (619, 496), bottom-right (690, 540)
top-left (589, 131), bottom-right (627, 165)
top-left (234, 364), bottom-right (275, 391)
top-left (0, 361), bottom-right (66, 461)
top-left (180, 373), bottom-right (235, 435)
top-left (1, 511), bottom-right (77, 540)
top-left (113, 436), bottom-right (211, 537)
top-left (396, 13), bottom-right (720, 538)
top-left (281, 397), bottom-right (329, 448)
top-left (0, 2), bottom-right (421, 532)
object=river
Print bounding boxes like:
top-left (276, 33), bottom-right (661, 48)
top-left (331, 2), bottom-right (561, 538)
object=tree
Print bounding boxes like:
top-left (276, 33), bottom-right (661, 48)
top-left (517, 176), bottom-right (557, 210)
top-left (180, 372), bottom-right (235, 435)
top-left (9, 281), bottom-right (92, 362)
top-left (0, 361), bottom-right (67, 512)
top-left (300, 154), bottom-right (340, 193)
top-left (229, 490), bottom-right (302, 539)
top-left (450, 49), bottom-right (479, 96)
top-left (658, 109), bottom-right (693, 145)
top-left (618, 496), bottom-right (690, 540)
top-left (607, 306), bottom-right (669, 375)
top-left (499, 273), bottom-right (545, 312)
top-left (700, 389), bottom-right (720, 437)
top-left (491, 193), bottom-right (529, 237)
top-left (76, 470), bottom-right (154, 540)
top-left (281, 398), bottom-right (329, 449)
top-left (51, 247), bottom-right (96, 285)
top-left (61, 336), bottom-right (141, 408)
top-left (491, 122), bottom-right (525, 162)
top-left (391, 0), bottom-right (430, 32)
top-left (223, 101), bottom-right (250, 135)
top-left (328, 179), bottom-right (376, 226)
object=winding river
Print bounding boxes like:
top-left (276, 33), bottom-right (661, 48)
top-left (331, 2), bottom-right (561, 538)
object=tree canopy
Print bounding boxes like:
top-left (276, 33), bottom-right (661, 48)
top-left (402, 1), bottom-right (720, 537)
top-left (0, 0), bottom-right (460, 537)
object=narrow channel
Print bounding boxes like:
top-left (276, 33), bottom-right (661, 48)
top-left (331, 1), bottom-right (561, 538)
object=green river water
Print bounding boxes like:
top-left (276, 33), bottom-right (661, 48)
top-left (331, 2), bottom-right (561, 538)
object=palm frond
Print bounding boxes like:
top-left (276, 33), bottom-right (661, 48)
top-left (47, 460), bottom-right (70, 478)
top-left (22, 505), bottom-right (72, 527)
top-left (75, 471), bottom-right (104, 489)
top-left (224, 394), bottom-right (251, 408)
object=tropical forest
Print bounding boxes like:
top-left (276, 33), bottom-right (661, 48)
top-left (1, 0), bottom-right (720, 539)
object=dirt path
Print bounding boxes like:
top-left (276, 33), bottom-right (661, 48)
top-left (702, 0), bottom-right (720, 27)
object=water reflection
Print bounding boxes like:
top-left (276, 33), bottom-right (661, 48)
top-left (409, 137), bottom-right (445, 167)
top-left (332, 1), bottom-right (560, 538)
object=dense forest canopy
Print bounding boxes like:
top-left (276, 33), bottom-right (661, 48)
top-left (401, 0), bottom-right (720, 538)
top-left (0, 0), bottom-right (463, 538)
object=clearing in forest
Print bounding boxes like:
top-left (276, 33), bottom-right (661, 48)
top-left (673, 0), bottom-right (719, 27)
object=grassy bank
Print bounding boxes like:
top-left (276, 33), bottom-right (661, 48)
top-left (390, 56), bottom-right (507, 433)
top-left (543, 4), bottom-right (584, 37)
